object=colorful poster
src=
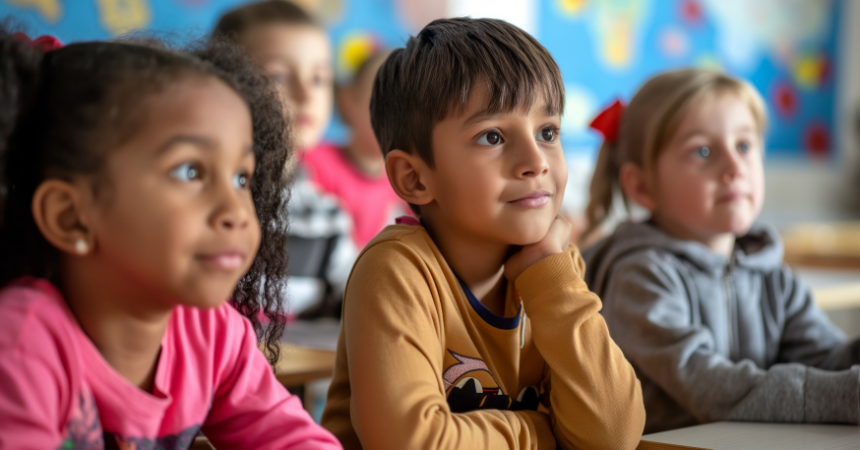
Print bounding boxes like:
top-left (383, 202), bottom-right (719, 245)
top-left (0, 0), bottom-right (842, 159)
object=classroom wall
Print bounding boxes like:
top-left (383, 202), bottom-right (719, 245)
top-left (760, 0), bottom-right (860, 227)
top-left (1, 0), bottom-right (853, 223)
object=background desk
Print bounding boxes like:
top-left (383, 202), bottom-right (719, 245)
top-left (274, 344), bottom-right (337, 388)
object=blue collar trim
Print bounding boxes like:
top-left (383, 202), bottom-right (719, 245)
top-left (458, 279), bottom-right (521, 330)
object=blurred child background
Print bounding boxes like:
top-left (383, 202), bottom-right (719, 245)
top-left (0, 29), bottom-right (340, 448)
top-left (215, 0), bottom-right (357, 316)
top-left (303, 51), bottom-right (410, 248)
top-left (582, 69), bottom-right (860, 434)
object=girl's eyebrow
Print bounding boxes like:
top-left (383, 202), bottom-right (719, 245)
top-left (155, 135), bottom-right (214, 155)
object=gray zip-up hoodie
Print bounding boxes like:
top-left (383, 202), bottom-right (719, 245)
top-left (583, 221), bottom-right (860, 434)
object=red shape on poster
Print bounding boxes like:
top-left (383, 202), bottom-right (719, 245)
top-left (773, 82), bottom-right (798, 117)
top-left (804, 122), bottom-right (830, 158)
top-left (681, 0), bottom-right (703, 24)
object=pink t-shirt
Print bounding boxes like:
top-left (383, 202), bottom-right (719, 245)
top-left (0, 278), bottom-right (342, 449)
top-left (303, 143), bottom-right (408, 248)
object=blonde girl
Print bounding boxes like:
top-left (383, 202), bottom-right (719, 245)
top-left (583, 69), bottom-right (860, 433)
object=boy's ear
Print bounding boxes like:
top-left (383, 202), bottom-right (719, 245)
top-left (385, 149), bottom-right (434, 207)
top-left (31, 179), bottom-right (95, 256)
top-left (619, 162), bottom-right (657, 213)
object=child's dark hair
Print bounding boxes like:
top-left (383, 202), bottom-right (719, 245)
top-left (214, 0), bottom-right (318, 41)
top-left (0, 29), bottom-right (292, 365)
top-left (370, 18), bottom-right (564, 170)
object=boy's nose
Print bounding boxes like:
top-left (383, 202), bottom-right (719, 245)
top-left (290, 77), bottom-right (311, 105)
top-left (514, 140), bottom-right (550, 178)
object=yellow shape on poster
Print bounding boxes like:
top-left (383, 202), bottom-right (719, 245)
top-left (793, 54), bottom-right (824, 89)
top-left (96, 0), bottom-right (151, 36)
top-left (559, 0), bottom-right (588, 16)
top-left (695, 54), bottom-right (722, 71)
top-left (337, 33), bottom-right (376, 80)
top-left (604, 27), bottom-right (631, 67)
top-left (7, 0), bottom-right (62, 23)
top-left (591, 0), bottom-right (647, 70)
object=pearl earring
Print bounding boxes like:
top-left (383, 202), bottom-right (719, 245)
top-left (74, 239), bottom-right (89, 255)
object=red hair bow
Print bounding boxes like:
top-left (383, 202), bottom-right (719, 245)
top-left (589, 99), bottom-right (625, 144)
top-left (12, 32), bottom-right (63, 52)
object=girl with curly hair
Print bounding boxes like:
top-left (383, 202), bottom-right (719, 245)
top-left (0, 29), bottom-right (340, 449)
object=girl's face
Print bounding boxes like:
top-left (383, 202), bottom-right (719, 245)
top-left (79, 77), bottom-right (260, 308)
top-left (651, 92), bottom-right (765, 244)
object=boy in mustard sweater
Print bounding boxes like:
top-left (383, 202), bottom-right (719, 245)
top-left (321, 18), bottom-right (645, 450)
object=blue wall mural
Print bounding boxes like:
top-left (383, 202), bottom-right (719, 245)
top-left (0, 0), bottom-right (842, 160)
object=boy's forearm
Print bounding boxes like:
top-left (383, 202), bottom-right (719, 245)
top-left (516, 247), bottom-right (646, 450)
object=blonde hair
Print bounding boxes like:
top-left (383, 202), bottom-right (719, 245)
top-left (584, 69), bottom-right (768, 238)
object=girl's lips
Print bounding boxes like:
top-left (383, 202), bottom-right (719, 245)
top-left (199, 252), bottom-right (246, 271)
top-left (717, 191), bottom-right (747, 203)
top-left (508, 191), bottom-right (551, 208)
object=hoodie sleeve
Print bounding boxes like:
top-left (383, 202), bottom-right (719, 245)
top-left (773, 266), bottom-right (860, 370)
top-left (602, 253), bottom-right (860, 426)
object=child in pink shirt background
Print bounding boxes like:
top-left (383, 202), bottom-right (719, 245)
top-left (304, 52), bottom-right (410, 248)
top-left (0, 30), bottom-right (340, 449)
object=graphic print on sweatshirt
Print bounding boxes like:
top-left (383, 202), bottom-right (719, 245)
top-left (442, 350), bottom-right (539, 413)
top-left (61, 388), bottom-right (201, 450)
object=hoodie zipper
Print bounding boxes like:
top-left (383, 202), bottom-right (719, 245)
top-left (723, 257), bottom-right (736, 359)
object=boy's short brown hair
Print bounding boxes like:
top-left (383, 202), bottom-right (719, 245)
top-left (370, 17), bottom-right (564, 169)
top-left (214, 0), bottom-right (318, 40)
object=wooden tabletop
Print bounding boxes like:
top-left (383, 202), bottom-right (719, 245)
top-left (273, 343), bottom-right (337, 387)
top-left (782, 222), bottom-right (860, 269)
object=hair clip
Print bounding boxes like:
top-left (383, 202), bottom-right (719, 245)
top-left (589, 99), bottom-right (625, 144)
top-left (12, 32), bottom-right (63, 52)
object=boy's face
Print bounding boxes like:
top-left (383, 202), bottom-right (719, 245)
top-left (652, 92), bottom-right (765, 241)
top-left (423, 86), bottom-right (566, 246)
top-left (240, 24), bottom-right (333, 150)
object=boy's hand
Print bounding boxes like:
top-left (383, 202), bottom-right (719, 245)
top-left (504, 215), bottom-right (572, 282)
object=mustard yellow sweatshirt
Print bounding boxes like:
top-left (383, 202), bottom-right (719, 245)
top-left (321, 224), bottom-right (645, 450)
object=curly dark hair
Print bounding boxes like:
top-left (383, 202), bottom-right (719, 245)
top-left (0, 29), bottom-right (291, 365)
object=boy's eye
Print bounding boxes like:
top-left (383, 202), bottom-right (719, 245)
top-left (536, 127), bottom-right (557, 143)
top-left (312, 74), bottom-right (328, 87)
top-left (737, 141), bottom-right (751, 153)
top-left (170, 163), bottom-right (203, 182)
top-left (477, 130), bottom-right (502, 146)
top-left (695, 146), bottom-right (710, 158)
top-left (233, 171), bottom-right (251, 189)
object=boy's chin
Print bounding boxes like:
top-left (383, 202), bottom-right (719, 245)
top-left (502, 224), bottom-right (555, 247)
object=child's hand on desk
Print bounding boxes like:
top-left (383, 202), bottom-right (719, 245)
top-left (504, 215), bottom-right (572, 282)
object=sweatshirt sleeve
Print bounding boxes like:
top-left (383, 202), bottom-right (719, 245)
top-left (772, 266), bottom-right (860, 370)
top-left (602, 254), bottom-right (860, 425)
top-left (201, 314), bottom-right (342, 450)
top-left (336, 242), bottom-right (557, 450)
top-left (515, 246), bottom-right (646, 450)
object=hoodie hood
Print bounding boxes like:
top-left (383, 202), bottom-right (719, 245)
top-left (583, 221), bottom-right (784, 297)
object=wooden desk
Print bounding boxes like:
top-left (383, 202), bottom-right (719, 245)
top-left (638, 422), bottom-right (860, 450)
top-left (796, 267), bottom-right (860, 311)
top-left (782, 222), bottom-right (860, 269)
top-left (274, 343), bottom-right (337, 387)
